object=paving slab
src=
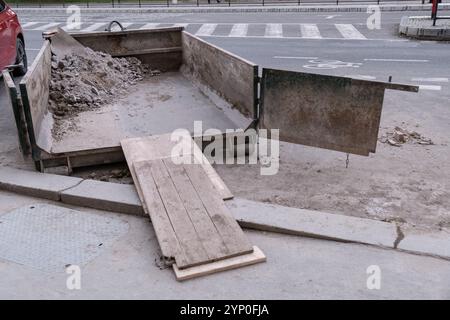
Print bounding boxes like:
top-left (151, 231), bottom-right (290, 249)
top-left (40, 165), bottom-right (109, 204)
top-left (226, 197), bottom-right (398, 248)
top-left (399, 15), bottom-right (450, 40)
top-left (398, 228), bottom-right (450, 260)
top-left (2, 166), bottom-right (449, 261)
top-left (0, 166), bottom-right (82, 201)
top-left (60, 180), bottom-right (145, 216)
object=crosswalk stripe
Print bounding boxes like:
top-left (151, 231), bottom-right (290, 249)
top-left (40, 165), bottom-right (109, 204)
top-left (81, 22), bottom-right (107, 32)
top-left (121, 23), bottom-right (134, 29)
top-left (22, 22), bottom-right (40, 29)
top-left (335, 24), bottom-right (367, 39)
top-left (33, 22), bottom-right (60, 31)
top-left (195, 24), bottom-right (217, 36)
top-left (62, 23), bottom-right (83, 31)
top-left (23, 21), bottom-right (372, 41)
top-left (140, 23), bottom-right (160, 29)
top-left (412, 77), bottom-right (448, 83)
top-left (106, 22), bottom-right (133, 31)
top-left (418, 85), bottom-right (441, 91)
top-left (300, 24), bottom-right (321, 39)
top-left (265, 23), bottom-right (282, 38)
top-left (229, 24), bottom-right (248, 37)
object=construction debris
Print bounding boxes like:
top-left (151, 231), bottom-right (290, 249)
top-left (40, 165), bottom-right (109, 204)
top-left (379, 126), bottom-right (433, 147)
top-left (48, 48), bottom-right (155, 118)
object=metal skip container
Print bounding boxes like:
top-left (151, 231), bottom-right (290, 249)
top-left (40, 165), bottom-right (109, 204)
top-left (3, 26), bottom-right (418, 172)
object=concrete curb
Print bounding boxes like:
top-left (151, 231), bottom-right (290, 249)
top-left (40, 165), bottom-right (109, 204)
top-left (399, 16), bottom-right (450, 40)
top-left (0, 166), bottom-right (82, 201)
top-left (1, 166), bottom-right (449, 260)
top-left (13, 4), bottom-right (450, 14)
top-left (60, 179), bottom-right (145, 216)
top-left (225, 197), bottom-right (398, 249)
top-left (398, 228), bottom-right (450, 260)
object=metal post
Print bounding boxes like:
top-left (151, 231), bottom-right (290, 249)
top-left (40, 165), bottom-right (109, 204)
top-left (87, 0), bottom-right (90, 8)
top-left (112, 0), bottom-right (115, 8)
top-left (167, 0), bottom-right (169, 7)
top-left (377, 0), bottom-right (380, 5)
top-left (298, 0), bottom-right (300, 6)
top-left (197, 0), bottom-right (199, 6)
top-left (431, 0), bottom-right (438, 26)
top-left (138, 0), bottom-right (141, 7)
top-left (263, 0), bottom-right (265, 7)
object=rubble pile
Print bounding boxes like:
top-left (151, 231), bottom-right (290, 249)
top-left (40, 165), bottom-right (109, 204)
top-left (48, 47), bottom-right (159, 118)
top-left (380, 126), bottom-right (433, 147)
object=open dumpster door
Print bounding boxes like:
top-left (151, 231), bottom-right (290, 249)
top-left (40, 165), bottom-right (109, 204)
top-left (259, 68), bottom-right (418, 156)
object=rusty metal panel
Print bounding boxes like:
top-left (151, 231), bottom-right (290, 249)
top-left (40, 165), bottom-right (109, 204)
top-left (2, 71), bottom-right (30, 155)
top-left (71, 27), bottom-right (183, 72)
top-left (260, 68), bottom-right (418, 156)
top-left (19, 41), bottom-right (53, 158)
top-left (181, 32), bottom-right (258, 120)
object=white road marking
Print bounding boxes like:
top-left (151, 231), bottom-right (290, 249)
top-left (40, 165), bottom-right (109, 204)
top-left (33, 22), bottom-right (60, 31)
top-left (335, 24), bottom-right (367, 39)
top-left (325, 15), bottom-right (340, 19)
top-left (265, 23), bottom-right (283, 38)
top-left (80, 22), bottom-right (107, 32)
top-left (205, 34), bottom-right (408, 42)
top-left (140, 23), bottom-right (161, 29)
top-left (107, 22), bottom-right (133, 31)
top-left (411, 77), bottom-right (448, 82)
top-left (418, 85), bottom-right (442, 91)
top-left (300, 24), bottom-right (321, 39)
top-left (121, 23), bottom-right (134, 29)
top-left (229, 24), bottom-right (248, 37)
top-left (21, 22), bottom-right (40, 29)
top-left (62, 23), bottom-right (83, 31)
top-left (364, 58), bottom-right (429, 62)
top-left (274, 56), bottom-right (318, 59)
top-left (195, 24), bottom-right (218, 36)
top-left (344, 75), bottom-right (377, 80)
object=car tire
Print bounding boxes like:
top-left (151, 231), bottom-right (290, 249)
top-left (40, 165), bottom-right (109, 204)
top-left (13, 38), bottom-right (28, 77)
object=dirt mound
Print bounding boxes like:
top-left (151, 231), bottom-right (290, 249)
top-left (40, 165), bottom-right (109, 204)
top-left (49, 47), bottom-right (157, 118)
top-left (48, 47), bottom-right (160, 140)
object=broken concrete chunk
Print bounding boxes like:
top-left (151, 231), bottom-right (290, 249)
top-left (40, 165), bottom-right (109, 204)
top-left (380, 126), bottom-right (434, 147)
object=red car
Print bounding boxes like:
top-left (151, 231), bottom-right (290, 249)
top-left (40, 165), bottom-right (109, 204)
top-left (0, 0), bottom-right (27, 76)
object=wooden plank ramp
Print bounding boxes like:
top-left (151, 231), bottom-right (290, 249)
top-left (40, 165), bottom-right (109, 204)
top-left (121, 133), bottom-right (265, 280)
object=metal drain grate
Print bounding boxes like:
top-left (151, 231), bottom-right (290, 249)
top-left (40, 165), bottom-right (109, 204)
top-left (0, 204), bottom-right (129, 273)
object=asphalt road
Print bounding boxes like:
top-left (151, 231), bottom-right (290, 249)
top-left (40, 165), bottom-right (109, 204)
top-left (2, 10), bottom-right (448, 157)
top-left (1, 10), bottom-right (449, 158)
top-left (16, 11), bottom-right (450, 93)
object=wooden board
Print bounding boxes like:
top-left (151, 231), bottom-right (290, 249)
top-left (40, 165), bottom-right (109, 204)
top-left (133, 158), bottom-right (253, 269)
top-left (173, 246), bottom-right (266, 281)
top-left (121, 133), bottom-right (233, 203)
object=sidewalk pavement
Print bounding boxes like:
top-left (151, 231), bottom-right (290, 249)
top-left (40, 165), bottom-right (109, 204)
top-left (1, 165), bottom-right (450, 261)
top-left (399, 15), bottom-right (450, 40)
top-left (12, 3), bottom-right (450, 14)
top-left (0, 188), bottom-right (449, 299)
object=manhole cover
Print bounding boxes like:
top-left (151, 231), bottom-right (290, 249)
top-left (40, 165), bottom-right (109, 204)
top-left (0, 204), bottom-right (129, 273)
